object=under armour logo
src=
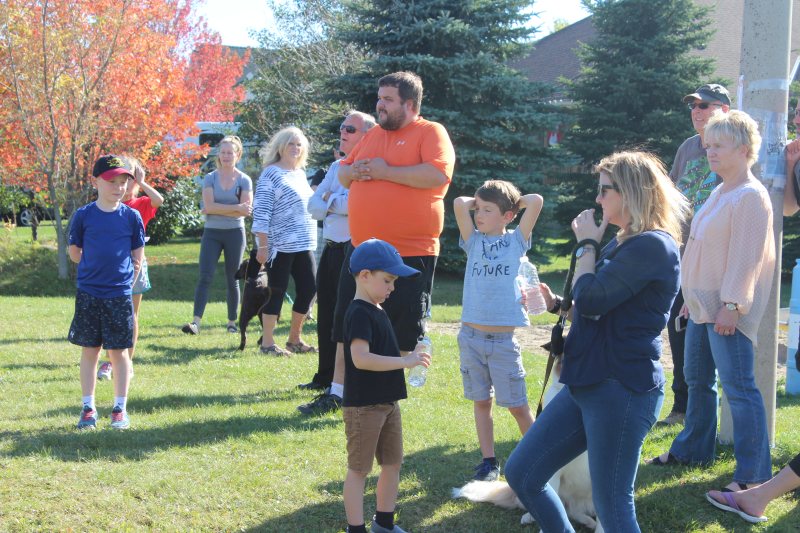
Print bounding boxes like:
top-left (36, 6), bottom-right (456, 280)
top-left (396, 140), bottom-right (406, 146)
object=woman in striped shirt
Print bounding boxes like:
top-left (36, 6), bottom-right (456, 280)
top-left (252, 126), bottom-right (318, 356)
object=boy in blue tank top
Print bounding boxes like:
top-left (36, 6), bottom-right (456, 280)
top-left (453, 180), bottom-right (543, 481)
top-left (68, 155), bottom-right (145, 430)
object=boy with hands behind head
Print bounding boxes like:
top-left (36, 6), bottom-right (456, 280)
top-left (342, 238), bottom-right (431, 533)
top-left (453, 180), bottom-right (543, 481)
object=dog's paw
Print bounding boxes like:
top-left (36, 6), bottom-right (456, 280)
top-left (451, 487), bottom-right (464, 499)
top-left (520, 512), bottom-right (535, 525)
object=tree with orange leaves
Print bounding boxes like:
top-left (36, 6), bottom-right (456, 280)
top-left (0, 0), bottom-right (247, 278)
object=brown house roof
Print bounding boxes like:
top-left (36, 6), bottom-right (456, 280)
top-left (512, 1), bottom-right (800, 100)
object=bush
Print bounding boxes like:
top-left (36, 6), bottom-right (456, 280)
top-left (147, 178), bottom-right (203, 245)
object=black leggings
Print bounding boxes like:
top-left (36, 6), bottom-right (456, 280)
top-left (264, 250), bottom-right (317, 316)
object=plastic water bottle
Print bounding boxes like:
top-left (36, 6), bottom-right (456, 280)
top-left (516, 257), bottom-right (547, 316)
top-left (787, 259), bottom-right (800, 394)
top-left (408, 335), bottom-right (431, 387)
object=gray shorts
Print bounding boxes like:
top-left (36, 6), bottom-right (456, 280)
top-left (132, 256), bottom-right (151, 295)
top-left (457, 324), bottom-right (528, 408)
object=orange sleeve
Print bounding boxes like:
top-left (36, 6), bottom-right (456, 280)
top-left (421, 122), bottom-right (455, 181)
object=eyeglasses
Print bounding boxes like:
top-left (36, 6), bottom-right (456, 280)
top-left (598, 183), bottom-right (619, 197)
top-left (339, 124), bottom-right (357, 134)
top-left (687, 102), bottom-right (723, 110)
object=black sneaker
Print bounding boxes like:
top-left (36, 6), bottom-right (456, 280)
top-left (297, 393), bottom-right (342, 415)
top-left (297, 381), bottom-right (327, 391)
top-left (473, 459), bottom-right (500, 481)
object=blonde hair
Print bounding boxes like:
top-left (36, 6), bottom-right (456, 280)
top-left (595, 151), bottom-right (689, 244)
top-left (217, 135), bottom-right (243, 166)
top-left (259, 126), bottom-right (309, 169)
top-left (120, 155), bottom-right (145, 196)
top-left (704, 109), bottom-right (762, 167)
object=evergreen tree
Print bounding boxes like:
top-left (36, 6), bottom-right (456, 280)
top-left (331, 0), bottom-right (571, 271)
top-left (566, 0), bottom-right (715, 165)
top-left (238, 0), bottom-right (365, 164)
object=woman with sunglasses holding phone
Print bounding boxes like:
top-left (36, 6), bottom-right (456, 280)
top-left (506, 151), bottom-right (688, 532)
top-left (183, 135), bottom-right (253, 335)
top-left (650, 111), bottom-right (775, 494)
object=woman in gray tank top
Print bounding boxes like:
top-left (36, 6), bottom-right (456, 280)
top-left (182, 136), bottom-right (253, 335)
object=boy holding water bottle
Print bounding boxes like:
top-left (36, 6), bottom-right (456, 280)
top-left (342, 238), bottom-right (431, 533)
top-left (453, 180), bottom-right (543, 481)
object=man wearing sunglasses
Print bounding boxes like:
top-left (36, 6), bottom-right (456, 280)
top-left (658, 83), bottom-right (731, 427)
top-left (298, 110), bottom-right (376, 415)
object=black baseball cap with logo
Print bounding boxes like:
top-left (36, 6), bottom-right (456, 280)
top-left (92, 155), bottom-right (134, 181)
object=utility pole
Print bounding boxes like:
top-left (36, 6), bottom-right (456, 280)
top-left (721, 0), bottom-right (792, 445)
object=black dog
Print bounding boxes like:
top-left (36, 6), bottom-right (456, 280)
top-left (235, 249), bottom-right (271, 350)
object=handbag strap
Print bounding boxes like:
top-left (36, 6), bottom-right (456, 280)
top-left (535, 314), bottom-right (566, 416)
top-left (535, 237), bottom-right (600, 416)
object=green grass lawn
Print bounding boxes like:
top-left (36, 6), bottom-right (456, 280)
top-left (1, 224), bottom-right (799, 531)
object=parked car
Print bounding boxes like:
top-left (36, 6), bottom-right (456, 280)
top-left (0, 185), bottom-right (53, 226)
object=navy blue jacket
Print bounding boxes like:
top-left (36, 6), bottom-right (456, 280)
top-left (560, 230), bottom-right (680, 393)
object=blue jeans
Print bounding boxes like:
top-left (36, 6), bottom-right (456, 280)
top-left (506, 379), bottom-right (663, 533)
top-left (669, 320), bottom-right (771, 483)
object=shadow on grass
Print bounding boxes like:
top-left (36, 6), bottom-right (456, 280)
top-left (639, 451), bottom-right (800, 532)
top-left (138, 344), bottom-right (236, 365)
top-left (0, 336), bottom-right (70, 346)
top-left (638, 467), bottom-right (800, 532)
top-left (246, 444), bottom-right (534, 533)
top-left (42, 389), bottom-right (302, 417)
top-left (0, 411), bottom-right (338, 462)
top-left (1, 361), bottom-right (73, 371)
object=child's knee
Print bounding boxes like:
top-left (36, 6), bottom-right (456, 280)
top-left (507, 404), bottom-right (533, 418)
top-left (107, 349), bottom-right (131, 363)
top-left (474, 398), bottom-right (493, 411)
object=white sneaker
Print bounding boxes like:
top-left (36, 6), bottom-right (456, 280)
top-left (97, 362), bottom-right (112, 381)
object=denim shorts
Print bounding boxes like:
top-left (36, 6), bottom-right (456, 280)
top-left (68, 290), bottom-right (134, 349)
top-left (132, 256), bottom-right (151, 295)
top-left (343, 402), bottom-right (403, 473)
top-left (458, 324), bottom-right (527, 407)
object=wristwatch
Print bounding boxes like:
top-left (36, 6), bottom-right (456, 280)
top-left (724, 302), bottom-right (739, 311)
top-left (575, 245), bottom-right (595, 258)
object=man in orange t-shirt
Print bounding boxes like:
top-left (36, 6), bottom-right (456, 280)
top-left (298, 71), bottom-right (455, 417)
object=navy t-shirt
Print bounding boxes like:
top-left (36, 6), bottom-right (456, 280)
top-left (560, 230), bottom-right (680, 393)
top-left (69, 202), bottom-right (145, 298)
top-left (343, 299), bottom-right (408, 407)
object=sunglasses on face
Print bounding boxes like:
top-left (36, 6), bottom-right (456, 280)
top-left (598, 183), bottom-right (619, 197)
top-left (339, 124), bottom-right (358, 134)
top-left (687, 102), bottom-right (723, 110)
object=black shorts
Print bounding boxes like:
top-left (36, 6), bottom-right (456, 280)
top-left (333, 243), bottom-right (436, 351)
top-left (68, 290), bottom-right (134, 349)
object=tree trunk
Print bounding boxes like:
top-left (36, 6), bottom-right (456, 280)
top-left (45, 169), bottom-right (70, 280)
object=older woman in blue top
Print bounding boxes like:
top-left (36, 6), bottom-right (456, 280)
top-left (505, 151), bottom-right (689, 533)
top-left (252, 127), bottom-right (318, 356)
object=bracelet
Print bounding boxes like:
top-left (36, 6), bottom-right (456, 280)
top-left (258, 246), bottom-right (268, 249)
top-left (548, 296), bottom-right (563, 315)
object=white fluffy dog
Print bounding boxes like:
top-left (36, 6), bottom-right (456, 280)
top-left (452, 360), bottom-right (603, 531)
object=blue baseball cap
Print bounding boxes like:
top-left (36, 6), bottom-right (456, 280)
top-left (350, 238), bottom-right (421, 278)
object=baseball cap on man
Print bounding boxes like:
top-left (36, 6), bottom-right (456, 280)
top-left (682, 84), bottom-right (731, 106)
top-left (92, 155), bottom-right (134, 181)
top-left (350, 238), bottom-right (421, 278)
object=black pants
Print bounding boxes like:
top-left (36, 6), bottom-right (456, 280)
top-left (333, 242), bottom-right (435, 352)
top-left (667, 289), bottom-right (688, 413)
top-left (264, 251), bottom-right (317, 316)
top-left (311, 242), bottom-right (348, 387)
